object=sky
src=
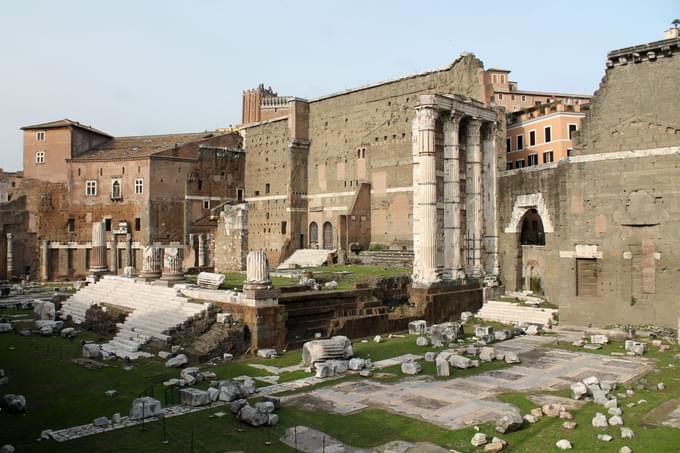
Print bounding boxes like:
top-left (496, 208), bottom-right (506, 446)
top-left (0, 0), bottom-right (677, 171)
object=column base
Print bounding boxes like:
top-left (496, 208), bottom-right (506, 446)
top-left (158, 273), bottom-right (185, 286)
top-left (138, 271), bottom-right (162, 281)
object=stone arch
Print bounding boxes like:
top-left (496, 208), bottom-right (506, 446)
top-left (505, 192), bottom-right (554, 234)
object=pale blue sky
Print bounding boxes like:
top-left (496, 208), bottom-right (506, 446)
top-left (0, 0), bottom-right (676, 171)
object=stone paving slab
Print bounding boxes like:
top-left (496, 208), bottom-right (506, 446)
top-left (287, 335), bottom-right (653, 430)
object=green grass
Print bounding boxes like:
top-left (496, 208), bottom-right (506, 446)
top-left (306, 264), bottom-right (410, 290)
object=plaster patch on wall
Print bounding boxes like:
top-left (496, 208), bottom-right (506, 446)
top-left (504, 192), bottom-right (554, 233)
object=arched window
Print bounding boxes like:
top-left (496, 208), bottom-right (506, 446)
top-left (309, 222), bottom-right (318, 248)
top-left (520, 209), bottom-right (545, 245)
top-left (111, 180), bottom-right (121, 200)
top-left (323, 221), bottom-right (333, 249)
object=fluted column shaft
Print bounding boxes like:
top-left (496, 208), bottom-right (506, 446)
top-left (465, 118), bottom-right (483, 278)
top-left (443, 112), bottom-right (464, 280)
top-left (111, 234), bottom-right (118, 274)
top-left (198, 234), bottom-right (206, 267)
top-left (41, 240), bottom-right (50, 281)
top-left (412, 105), bottom-right (440, 286)
top-left (160, 246), bottom-right (184, 282)
top-left (245, 250), bottom-right (271, 287)
top-left (89, 221), bottom-right (109, 275)
top-left (125, 234), bottom-right (133, 268)
top-left (6, 233), bottom-right (13, 279)
top-left (483, 123), bottom-right (500, 277)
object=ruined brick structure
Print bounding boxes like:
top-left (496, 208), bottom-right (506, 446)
top-left (240, 53), bottom-right (488, 266)
top-left (498, 34), bottom-right (680, 328)
top-left (0, 121), bottom-right (244, 280)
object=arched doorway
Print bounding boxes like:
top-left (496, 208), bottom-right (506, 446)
top-left (322, 222), bottom-right (333, 249)
top-left (520, 209), bottom-right (545, 245)
top-left (517, 209), bottom-right (546, 294)
top-left (309, 222), bottom-right (318, 248)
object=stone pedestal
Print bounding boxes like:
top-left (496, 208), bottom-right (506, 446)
top-left (160, 246), bottom-right (185, 284)
top-left (139, 246), bottom-right (162, 280)
top-left (89, 221), bottom-right (108, 280)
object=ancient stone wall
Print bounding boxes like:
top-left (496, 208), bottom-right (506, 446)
top-left (575, 37), bottom-right (680, 155)
top-left (214, 204), bottom-right (248, 272)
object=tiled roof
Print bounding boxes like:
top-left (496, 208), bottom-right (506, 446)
top-left (20, 119), bottom-right (112, 137)
top-left (70, 132), bottom-right (217, 161)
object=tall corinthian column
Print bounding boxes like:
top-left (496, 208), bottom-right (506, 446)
top-left (6, 233), bottom-right (13, 280)
top-left (89, 221), bottom-right (108, 276)
top-left (443, 112), bottom-right (464, 280)
top-left (412, 105), bottom-right (440, 287)
top-left (482, 122), bottom-right (500, 277)
top-left (465, 118), bottom-right (483, 278)
top-left (198, 234), bottom-right (206, 268)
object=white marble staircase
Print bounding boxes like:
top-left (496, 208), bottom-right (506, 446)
top-left (60, 276), bottom-right (209, 359)
top-left (476, 300), bottom-right (558, 327)
top-left (277, 249), bottom-right (335, 269)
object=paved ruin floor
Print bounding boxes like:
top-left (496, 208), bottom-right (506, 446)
top-left (279, 425), bottom-right (450, 453)
top-left (285, 335), bottom-right (654, 430)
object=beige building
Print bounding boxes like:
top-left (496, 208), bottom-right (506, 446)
top-left (505, 102), bottom-right (586, 169)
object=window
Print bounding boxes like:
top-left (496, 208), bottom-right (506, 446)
top-left (516, 159), bottom-right (525, 168)
top-left (544, 126), bottom-right (552, 143)
top-left (111, 180), bottom-right (122, 200)
top-left (500, 74), bottom-right (505, 83)
top-left (511, 94), bottom-right (515, 101)
top-left (506, 161), bottom-right (513, 170)
top-left (198, 180), bottom-right (203, 191)
top-left (492, 74), bottom-right (497, 83)
top-left (86, 180), bottom-right (97, 196)
top-left (237, 188), bottom-right (244, 202)
top-left (567, 148), bottom-right (573, 157)
top-left (67, 218), bottom-right (75, 233)
top-left (35, 151), bottom-right (45, 164)
top-left (203, 199), bottom-right (210, 209)
top-left (36, 131), bottom-right (45, 141)
top-left (281, 221), bottom-right (287, 234)
top-left (527, 154), bottom-right (538, 166)
top-left (134, 178), bottom-right (144, 194)
top-left (568, 123), bottom-right (577, 140)
top-left (135, 218), bottom-right (141, 231)
top-left (105, 218), bottom-right (112, 231)
top-left (543, 151), bottom-right (554, 163)
top-left (265, 183), bottom-right (270, 194)
top-left (517, 135), bottom-right (524, 150)
top-left (506, 138), bottom-right (511, 153)
top-left (529, 130), bottom-right (536, 146)
top-left (521, 95), bottom-right (527, 101)
top-left (498, 93), bottom-right (503, 100)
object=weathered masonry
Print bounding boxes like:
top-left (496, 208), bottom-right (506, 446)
top-left (410, 94), bottom-right (500, 287)
top-left (498, 33), bottom-right (680, 328)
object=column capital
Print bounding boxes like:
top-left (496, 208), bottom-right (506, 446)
top-left (449, 110), bottom-right (465, 125)
top-left (6, 233), bottom-right (12, 240)
top-left (414, 105), bottom-right (439, 127)
top-left (482, 120), bottom-right (498, 139)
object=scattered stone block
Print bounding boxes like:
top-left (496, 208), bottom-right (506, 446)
top-left (525, 325), bottom-right (542, 336)
top-left (129, 397), bottom-right (162, 420)
top-left (158, 351), bottom-right (171, 359)
top-left (560, 411), bottom-right (573, 420)
top-left (530, 408), bottom-right (543, 418)
top-left (597, 434), bottom-right (612, 442)
top-left (524, 414), bottom-right (538, 423)
top-left (504, 352), bottom-right (520, 364)
top-left (315, 362), bottom-right (334, 378)
top-left (408, 320), bottom-right (427, 335)
top-left (257, 348), bottom-right (277, 359)
top-left (592, 412), bottom-right (608, 428)
top-left (218, 380), bottom-right (248, 402)
top-left (620, 447), bottom-right (632, 453)
top-left (60, 327), bottom-right (76, 338)
top-left (460, 311), bottom-right (473, 323)
top-left (495, 413), bottom-right (523, 433)
top-left (471, 432), bottom-right (487, 446)
top-left (0, 445), bottom-right (14, 453)
top-left (657, 382), bottom-right (666, 391)
top-left (373, 335), bottom-right (383, 343)
top-left (401, 360), bottom-right (422, 375)
top-left (424, 352), bottom-right (437, 362)
top-left (238, 404), bottom-right (269, 427)
top-left (572, 339), bottom-right (585, 347)
top-left (348, 358), bottom-right (366, 370)
top-left (112, 413), bottom-right (121, 424)
top-left (165, 354), bottom-right (188, 368)
top-left (39, 326), bottom-right (53, 336)
top-left (555, 439), bottom-right (572, 450)
top-left (180, 388), bottom-right (210, 407)
top-left (608, 407), bottom-right (622, 416)
top-left (449, 354), bottom-right (472, 369)
top-left (228, 398), bottom-right (248, 414)
top-left (620, 427), bottom-right (635, 439)
top-left (104, 390), bottom-right (117, 397)
top-left (359, 369), bottom-right (372, 378)
top-left (302, 336), bottom-right (352, 366)
top-left (479, 347), bottom-right (496, 362)
top-left (262, 395), bottom-right (281, 409)
top-left (583, 344), bottom-right (602, 350)
top-left (93, 416), bottom-right (111, 427)
top-left (494, 329), bottom-right (512, 342)
top-left (542, 403), bottom-right (565, 417)
top-left (590, 334), bottom-right (609, 344)
top-left (171, 345), bottom-right (181, 354)
top-left (624, 340), bottom-right (646, 355)
top-left (484, 439), bottom-right (506, 452)
top-left (416, 336), bottom-right (429, 347)
top-left (2, 394), bottom-right (26, 413)
top-left (608, 415), bottom-right (623, 426)
top-left (570, 382), bottom-right (588, 400)
top-left (562, 421), bottom-right (577, 430)
top-left (207, 387), bottom-right (220, 402)
top-left (34, 301), bottom-right (56, 320)
top-left (435, 356), bottom-right (450, 377)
